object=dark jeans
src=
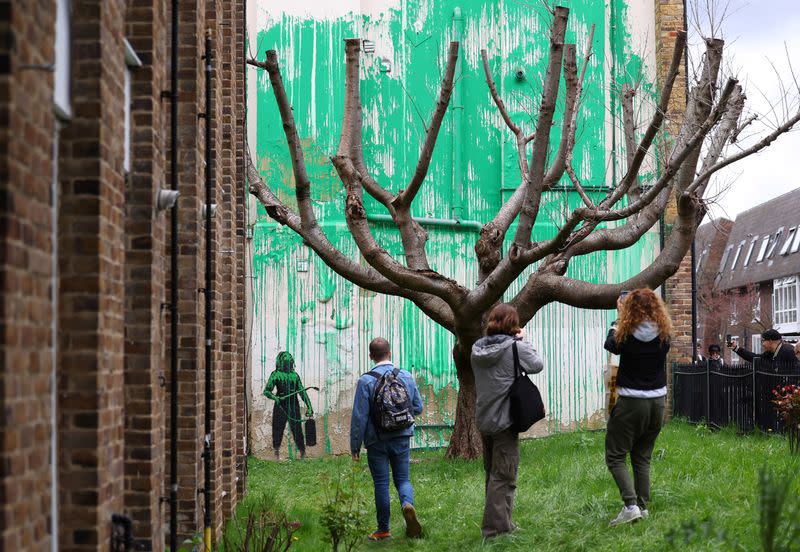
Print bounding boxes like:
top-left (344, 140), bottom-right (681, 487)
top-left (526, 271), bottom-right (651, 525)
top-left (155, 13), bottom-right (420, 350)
top-left (272, 399), bottom-right (305, 452)
top-left (366, 437), bottom-right (414, 532)
top-left (481, 428), bottom-right (519, 538)
top-left (605, 395), bottom-right (665, 509)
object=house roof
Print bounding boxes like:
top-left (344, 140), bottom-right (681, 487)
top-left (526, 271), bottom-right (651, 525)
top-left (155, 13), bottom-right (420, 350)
top-left (695, 218), bottom-right (731, 282)
top-left (714, 187), bottom-right (800, 290)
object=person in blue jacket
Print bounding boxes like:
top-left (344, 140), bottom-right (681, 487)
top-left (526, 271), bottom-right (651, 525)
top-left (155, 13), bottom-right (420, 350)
top-left (350, 337), bottom-right (423, 541)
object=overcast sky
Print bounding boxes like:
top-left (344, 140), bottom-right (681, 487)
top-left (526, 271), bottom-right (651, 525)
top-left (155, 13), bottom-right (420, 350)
top-left (695, 0), bottom-right (800, 221)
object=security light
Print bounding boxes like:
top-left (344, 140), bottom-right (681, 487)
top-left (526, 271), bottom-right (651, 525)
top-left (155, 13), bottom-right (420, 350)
top-left (203, 203), bottom-right (218, 219)
top-left (156, 188), bottom-right (180, 211)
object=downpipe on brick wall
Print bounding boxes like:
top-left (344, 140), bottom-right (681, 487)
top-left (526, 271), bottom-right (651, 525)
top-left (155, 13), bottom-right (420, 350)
top-left (168, 0), bottom-right (179, 549)
top-left (201, 30), bottom-right (215, 552)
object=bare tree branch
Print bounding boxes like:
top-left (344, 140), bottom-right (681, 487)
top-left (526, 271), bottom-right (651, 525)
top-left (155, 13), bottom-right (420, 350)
top-left (332, 155), bottom-right (468, 308)
top-left (337, 39), bottom-right (395, 207)
top-left (512, 5), bottom-right (570, 249)
top-left (246, 149), bottom-right (456, 330)
top-left (333, 39), bottom-right (434, 271)
top-left (596, 30), bottom-right (687, 210)
top-left (683, 84), bottom-right (745, 198)
top-left (581, 77), bottom-right (738, 223)
top-left (393, 42), bottom-right (460, 209)
top-left (686, 108), bottom-right (800, 194)
top-left (729, 112), bottom-right (757, 143)
top-left (542, 43), bottom-right (579, 189)
top-left (481, 49), bottom-right (522, 137)
top-left (620, 84), bottom-right (642, 208)
top-left (247, 51), bottom-right (318, 233)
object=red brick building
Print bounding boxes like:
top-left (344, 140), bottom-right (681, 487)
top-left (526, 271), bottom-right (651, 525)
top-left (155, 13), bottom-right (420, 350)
top-left (1, 1), bottom-right (248, 550)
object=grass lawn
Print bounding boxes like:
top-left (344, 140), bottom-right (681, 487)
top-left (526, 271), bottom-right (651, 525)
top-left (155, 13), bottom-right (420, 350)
top-left (232, 420), bottom-right (797, 551)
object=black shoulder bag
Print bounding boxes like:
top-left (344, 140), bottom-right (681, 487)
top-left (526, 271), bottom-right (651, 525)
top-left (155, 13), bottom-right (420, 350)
top-left (508, 341), bottom-right (546, 432)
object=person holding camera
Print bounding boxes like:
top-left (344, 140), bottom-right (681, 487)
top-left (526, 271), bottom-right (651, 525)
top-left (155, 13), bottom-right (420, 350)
top-left (603, 288), bottom-right (672, 526)
top-left (471, 303), bottom-right (543, 539)
top-left (728, 329), bottom-right (799, 371)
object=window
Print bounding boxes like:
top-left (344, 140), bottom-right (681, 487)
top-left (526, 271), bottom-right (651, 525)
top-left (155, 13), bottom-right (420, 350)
top-left (54, 0), bottom-right (71, 118)
top-left (719, 245), bottom-right (733, 273)
top-left (123, 39), bottom-right (142, 174)
top-left (730, 240), bottom-right (745, 271)
top-left (765, 227), bottom-right (784, 259)
top-left (696, 248), bottom-right (706, 274)
top-left (791, 226), bottom-right (800, 254)
top-left (743, 237), bottom-right (758, 266)
top-left (756, 236), bottom-right (770, 263)
top-left (773, 276), bottom-right (799, 326)
top-left (750, 335), bottom-right (762, 355)
top-left (779, 227), bottom-right (797, 255)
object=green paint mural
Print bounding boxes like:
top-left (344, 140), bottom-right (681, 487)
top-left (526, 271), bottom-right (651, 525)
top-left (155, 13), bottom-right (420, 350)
top-left (262, 351), bottom-right (317, 459)
top-left (247, 0), bottom-right (661, 457)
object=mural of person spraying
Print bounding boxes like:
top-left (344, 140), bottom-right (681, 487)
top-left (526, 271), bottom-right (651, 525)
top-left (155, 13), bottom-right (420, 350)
top-left (263, 351), bottom-right (317, 459)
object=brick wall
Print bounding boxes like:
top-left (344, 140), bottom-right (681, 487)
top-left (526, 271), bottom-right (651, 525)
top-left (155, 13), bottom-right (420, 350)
top-left (1, 0), bottom-right (248, 549)
top-left (654, 0), bottom-right (689, 414)
top-left (234, 0), bottom-right (248, 497)
top-left (58, 0), bottom-right (128, 549)
top-left (0, 1), bottom-right (56, 549)
top-left (124, 0), bottom-right (169, 549)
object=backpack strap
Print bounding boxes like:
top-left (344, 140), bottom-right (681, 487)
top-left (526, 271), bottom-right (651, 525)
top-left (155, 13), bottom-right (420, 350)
top-left (392, 367), bottom-right (400, 377)
top-left (365, 370), bottom-right (381, 380)
top-left (512, 341), bottom-right (521, 378)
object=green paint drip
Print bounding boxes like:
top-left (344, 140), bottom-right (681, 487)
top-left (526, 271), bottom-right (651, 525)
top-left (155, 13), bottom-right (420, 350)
top-left (249, 0), bottom-right (660, 450)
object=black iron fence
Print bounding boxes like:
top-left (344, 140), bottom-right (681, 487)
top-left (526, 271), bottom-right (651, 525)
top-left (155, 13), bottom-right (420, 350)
top-left (672, 360), bottom-right (800, 433)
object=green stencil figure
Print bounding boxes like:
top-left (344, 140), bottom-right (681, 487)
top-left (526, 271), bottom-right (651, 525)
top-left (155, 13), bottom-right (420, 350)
top-left (263, 351), bottom-right (313, 458)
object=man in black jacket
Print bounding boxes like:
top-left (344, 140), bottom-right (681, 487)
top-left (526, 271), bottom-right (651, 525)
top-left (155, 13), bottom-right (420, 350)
top-left (729, 329), bottom-right (799, 371)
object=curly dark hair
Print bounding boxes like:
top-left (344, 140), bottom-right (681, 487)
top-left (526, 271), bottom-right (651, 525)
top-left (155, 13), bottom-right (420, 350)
top-left (485, 303), bottom-right (521, 336)
top-left (615, 288), bottom-right (672, 343)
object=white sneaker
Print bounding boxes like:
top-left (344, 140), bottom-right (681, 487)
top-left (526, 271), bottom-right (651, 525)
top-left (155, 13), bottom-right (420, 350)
top-left (609, 505), bottom-right (642, 526)
top-left (640, 508), bottom-right (649, 518)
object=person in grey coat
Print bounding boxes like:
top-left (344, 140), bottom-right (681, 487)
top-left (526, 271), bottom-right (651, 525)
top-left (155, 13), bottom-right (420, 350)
top-left (471, 303), bottom-right (543, 539)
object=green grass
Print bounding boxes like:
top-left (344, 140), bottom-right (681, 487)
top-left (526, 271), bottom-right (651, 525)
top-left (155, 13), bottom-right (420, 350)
top-left (231, 420), bottom-right (797, 551)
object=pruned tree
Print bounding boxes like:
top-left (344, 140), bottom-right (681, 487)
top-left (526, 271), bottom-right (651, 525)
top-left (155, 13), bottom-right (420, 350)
top-left (246, 5), bottom-right (800, 459)
top-left (699, 282), bottom-right (771, 353)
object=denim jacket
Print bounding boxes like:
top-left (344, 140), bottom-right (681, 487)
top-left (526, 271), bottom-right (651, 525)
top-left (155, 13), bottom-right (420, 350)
top-left (350, 362), bottom-right (423, 454)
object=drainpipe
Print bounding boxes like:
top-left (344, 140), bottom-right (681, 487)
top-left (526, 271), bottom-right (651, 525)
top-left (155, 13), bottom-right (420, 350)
top-left (202, 30), bottom-right (214, 552)
top-left (168, 0), bottom-right (179, 549)
top-left (367, 213), bottom-right (482, 232)
top-left (51, 121), bottom-right (61, 552)
top-left (451, 7), bottom-right (465, 221)
top-left (682, 0), bottom-right (698, 358)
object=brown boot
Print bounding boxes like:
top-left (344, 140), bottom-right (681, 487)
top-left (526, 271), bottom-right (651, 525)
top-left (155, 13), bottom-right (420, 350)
top-left (402, 503), bottom-right (422, 538)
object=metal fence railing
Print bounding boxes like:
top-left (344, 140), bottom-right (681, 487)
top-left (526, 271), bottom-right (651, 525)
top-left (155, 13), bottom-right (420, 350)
top-left (672, 360), bottom-right (800, 433)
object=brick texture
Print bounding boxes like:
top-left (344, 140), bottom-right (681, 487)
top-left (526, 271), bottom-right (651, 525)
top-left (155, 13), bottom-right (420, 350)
top-left (0, 1), bottom-right (56, 549)
top-left (57, 0), bottom-right (128, 549)
top-left (1, 0), bottom-right (247, 549)
top-left (123, 0), bottom-right (169, 549)
top-left (655, 0), bottom-right (690, 415)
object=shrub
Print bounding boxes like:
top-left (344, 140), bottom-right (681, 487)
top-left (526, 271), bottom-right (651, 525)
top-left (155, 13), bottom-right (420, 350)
top-left (220, 494), bottom-right (300, 552)
top-left (319, 461), bottom-right (370, 552)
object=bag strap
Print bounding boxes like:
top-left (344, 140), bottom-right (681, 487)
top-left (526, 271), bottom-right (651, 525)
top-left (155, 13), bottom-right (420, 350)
top-left (366, 370), bottom-right (381, 380)
top-left (512, 341), bottom-right (521, 378)
top-left (392, 367), bottom-right (400, 377)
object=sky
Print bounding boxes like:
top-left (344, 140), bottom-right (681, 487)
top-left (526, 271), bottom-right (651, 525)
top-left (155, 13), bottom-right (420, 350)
top-left (695, 0), bottom-right (800, 221)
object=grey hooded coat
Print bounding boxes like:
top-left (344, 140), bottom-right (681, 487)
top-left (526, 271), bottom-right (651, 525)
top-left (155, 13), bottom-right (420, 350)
top-left (471, 335), bottom-right (544, 434)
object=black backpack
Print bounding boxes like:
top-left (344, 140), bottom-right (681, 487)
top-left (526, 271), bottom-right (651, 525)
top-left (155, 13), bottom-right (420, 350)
top-left (367, 367), bottom-right (414, 432)
top-left (508, 341), bottom-right (546, 432)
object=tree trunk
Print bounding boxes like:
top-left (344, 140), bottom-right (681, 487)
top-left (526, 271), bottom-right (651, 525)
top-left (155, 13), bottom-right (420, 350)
top-left (445, 340), bottom-right (483, 459)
